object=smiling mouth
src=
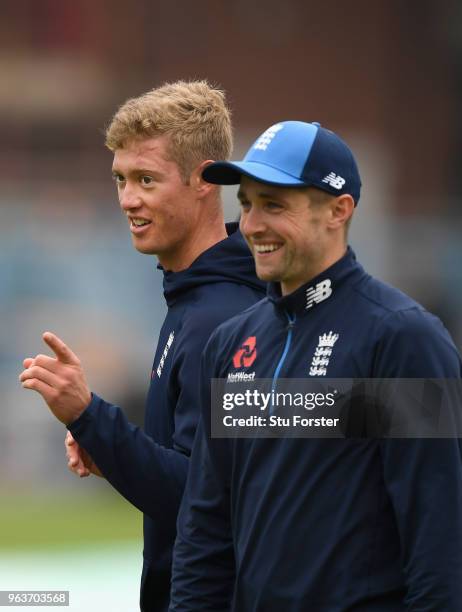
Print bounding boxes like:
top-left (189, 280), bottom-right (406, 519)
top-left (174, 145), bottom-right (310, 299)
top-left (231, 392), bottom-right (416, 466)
top-left (130, 217), bottom-right (151, 229)
top-left (253, 243), bottom-right (283, 254)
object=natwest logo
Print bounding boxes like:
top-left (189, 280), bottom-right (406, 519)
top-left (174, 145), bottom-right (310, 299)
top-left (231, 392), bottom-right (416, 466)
top-left (232, 336), bottom-right (257, 368)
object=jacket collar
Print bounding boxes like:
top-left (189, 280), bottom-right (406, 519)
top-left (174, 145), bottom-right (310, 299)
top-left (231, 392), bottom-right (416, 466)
top-left (159, 222), bottom-right (265, 306)
top-left (267, 246), bottom-right (365, 318)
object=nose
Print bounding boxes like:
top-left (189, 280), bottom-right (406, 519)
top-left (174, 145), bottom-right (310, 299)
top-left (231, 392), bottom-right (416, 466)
top-left (239, 205), bottom-right (266, 239)
top-left (119, 182), bottom-right (142, 212)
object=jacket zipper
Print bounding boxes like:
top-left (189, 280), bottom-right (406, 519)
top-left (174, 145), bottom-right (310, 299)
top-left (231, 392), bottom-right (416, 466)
top-left (270, 311), bottom-right (296, 413)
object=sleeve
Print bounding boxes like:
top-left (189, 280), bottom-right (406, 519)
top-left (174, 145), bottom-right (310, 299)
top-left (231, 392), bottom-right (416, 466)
top-left (170, 338), bottom-right (235, 611)
top-left (67, 311), bottom-right (224, 523)
top-left (376, 307), bottom-right (462, 609)
top-left (68, 394), bottom-right (189, 520)
top-left (380, 438), bottom-right (462, 610)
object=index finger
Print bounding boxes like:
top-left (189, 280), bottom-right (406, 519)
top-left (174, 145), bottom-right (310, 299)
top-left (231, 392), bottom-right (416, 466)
top-left (43, 332), bottom-right (80, 365)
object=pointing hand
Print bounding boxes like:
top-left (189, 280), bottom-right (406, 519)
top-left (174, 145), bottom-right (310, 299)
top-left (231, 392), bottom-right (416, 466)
top-left (20, 332), bottom-right (92, 425)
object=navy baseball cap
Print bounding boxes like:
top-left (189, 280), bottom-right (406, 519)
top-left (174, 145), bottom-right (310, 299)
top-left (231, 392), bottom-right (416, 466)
top-left (203, 121), bottom-right (361, 204)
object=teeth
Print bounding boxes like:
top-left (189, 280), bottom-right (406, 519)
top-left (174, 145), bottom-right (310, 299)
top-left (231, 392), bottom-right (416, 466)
top-left (131, 218), bottom-right (150, 227)
top-left (254, 244), bottom-right (281, 253)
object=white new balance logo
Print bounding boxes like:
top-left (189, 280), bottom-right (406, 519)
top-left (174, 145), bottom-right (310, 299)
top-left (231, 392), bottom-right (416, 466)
top-left (306, 279), bottom-right (332, 310)
top-left (322, 172), bottom-right (345, 189)
top-left (254, 123), bottom-right (284, 151)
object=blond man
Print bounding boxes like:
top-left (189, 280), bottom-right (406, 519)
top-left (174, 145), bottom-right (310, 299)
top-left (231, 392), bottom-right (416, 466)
top-left (20, 81), bottom-right (264, 611)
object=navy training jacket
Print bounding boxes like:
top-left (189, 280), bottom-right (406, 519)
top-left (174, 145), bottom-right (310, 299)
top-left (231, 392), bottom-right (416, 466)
top-left (68, 223), bottom-right (265, 611)
top-left (171, 247), bottom-right (462, 611)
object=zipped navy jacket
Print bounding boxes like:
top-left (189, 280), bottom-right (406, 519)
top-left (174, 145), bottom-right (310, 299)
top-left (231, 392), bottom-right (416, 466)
top-left (68, 223), bottom-right (265, 611)
top-left (171, 247), bottom-right (462, 612)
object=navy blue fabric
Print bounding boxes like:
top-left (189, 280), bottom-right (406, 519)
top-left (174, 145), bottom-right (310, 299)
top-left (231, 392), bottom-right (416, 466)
top-left (68, 223), bottom-right (265, 612)
top-left (171, 247), bottom-right (462, 611)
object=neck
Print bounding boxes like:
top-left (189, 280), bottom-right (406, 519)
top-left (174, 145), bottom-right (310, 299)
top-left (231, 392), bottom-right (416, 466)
top-left (158, 208), bottom-right (227, 272)
top-left (280, 243), bottom-right (347, 296)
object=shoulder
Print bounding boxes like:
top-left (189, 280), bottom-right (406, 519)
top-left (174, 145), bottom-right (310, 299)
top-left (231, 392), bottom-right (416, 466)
top-left (355, 275), bottom-right (455, 345)
top-left (203, 297), bottom-right (270, 356)
top-left (352, 274), bottom-right (424, 316)
top-left (373, 305), bottom-right (461, 377)
top-left (177, 288), bottom-right (265, 348)
top-left (211, 297), bottom-right (269, 336)
top-left (347, 273), bottom-right (461, 377)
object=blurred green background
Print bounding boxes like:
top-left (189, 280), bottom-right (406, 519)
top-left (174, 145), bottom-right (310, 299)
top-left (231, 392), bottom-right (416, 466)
top-left (0, 492), bottom-right (140, 550)
top-left (0, 489), bottom-right (142, 610)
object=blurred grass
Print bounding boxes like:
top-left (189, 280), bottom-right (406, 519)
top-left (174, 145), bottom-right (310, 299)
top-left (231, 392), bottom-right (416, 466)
top-left (0, 492), bottom-right (142, 550)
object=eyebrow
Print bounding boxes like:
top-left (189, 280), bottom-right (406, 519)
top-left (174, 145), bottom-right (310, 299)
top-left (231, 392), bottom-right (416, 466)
top-left (111, 167), bottom-right (164, 178)
top-left (237, 188), bottom-right (289, 205)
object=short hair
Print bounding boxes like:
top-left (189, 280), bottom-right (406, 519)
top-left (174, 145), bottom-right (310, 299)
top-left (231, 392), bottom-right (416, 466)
top-left (306, 187), bottom-right (354, 238)
top-left (105, 80), bottom-right (232, 182)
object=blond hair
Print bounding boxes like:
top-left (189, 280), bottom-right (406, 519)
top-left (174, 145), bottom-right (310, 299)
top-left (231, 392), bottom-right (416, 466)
top-left (105, 80), bottom-right (232, 182)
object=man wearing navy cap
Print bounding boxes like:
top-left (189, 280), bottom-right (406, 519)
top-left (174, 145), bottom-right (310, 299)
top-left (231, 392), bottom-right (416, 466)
top-left (170, 121), bottom-right (462, 610)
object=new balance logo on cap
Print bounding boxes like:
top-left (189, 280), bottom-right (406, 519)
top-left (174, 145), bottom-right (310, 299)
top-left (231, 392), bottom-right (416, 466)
top-left (253, 123), bottom-right (284, 151)
top-left (306, 279), bottom-right (332, 310)
top-left (322, 172), bottom-right (345, 189)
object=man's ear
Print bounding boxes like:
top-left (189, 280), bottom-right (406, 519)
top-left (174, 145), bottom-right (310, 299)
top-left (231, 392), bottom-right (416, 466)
top-left (327, 194), bottom-right (355, 230)
top-left (189, 160), bottom-right (218, 198)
